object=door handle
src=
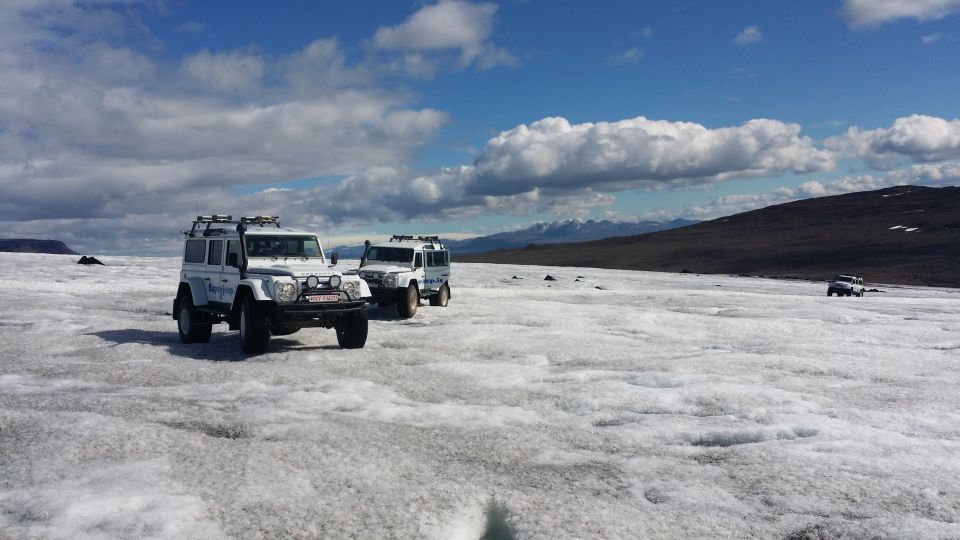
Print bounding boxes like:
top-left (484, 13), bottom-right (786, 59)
top-left (221, 279), bottom-right (229, 283)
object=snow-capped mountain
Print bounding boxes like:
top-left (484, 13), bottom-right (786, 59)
top-left (330, 218), bottom-right (697, 257)
top-left (446, 218), bottom-right (698, 254)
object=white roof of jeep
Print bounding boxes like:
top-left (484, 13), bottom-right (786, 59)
top-left (370, 235), bottom-right (446, 250)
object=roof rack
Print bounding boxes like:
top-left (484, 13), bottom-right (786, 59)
top-left (389, 234), bottom-right (444, 248)
top-left (185, 214), bottom-right (282, 237)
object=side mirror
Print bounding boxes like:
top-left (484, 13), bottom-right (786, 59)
top-left (227, 252), bottom-right (239, 267)
top-left (330, 251), bottom-right (339, 266)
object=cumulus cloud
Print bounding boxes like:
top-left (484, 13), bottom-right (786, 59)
top-left (469, 116), bottom-right (833, 196)
top-left (371, 0), bottom-right (515, 69)
top-left (825, 115), bottom-right (960, 169)
top-left (840, 0), bottom-right (960, 28)
top-left (733, 25), bottom-right (763, 45)
top-left (0, 2), bottom-right (448, 226)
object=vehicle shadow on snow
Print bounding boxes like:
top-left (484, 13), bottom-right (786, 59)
top-left (365, 305), bottom-right (403, 321)
top-left (89, 329), bottom-right (340, 361)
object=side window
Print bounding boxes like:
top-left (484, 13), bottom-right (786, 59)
top-left (207, 240), bottom-right (223, 267)
top-left (426, 251), bottom-right (435, 267)
top-left (226, 240), bottom-right (242, 267)
top-left (184, 239), bottom-right (206, 263)
top-left (443, 251), bottom-right (449, 266)
top-left (414, 252), bottom-right (423, 268)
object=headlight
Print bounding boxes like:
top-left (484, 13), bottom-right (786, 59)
top-left (343, 281), bottom-right (359, 298)
top-left (306, 275), bottom-right (319, 289)
top-left (329, 275), bottom-right (342, 288)
top-left (277, 282), bottom-right (296, 302)
top-left (384, 274), bottom-right (397, 288)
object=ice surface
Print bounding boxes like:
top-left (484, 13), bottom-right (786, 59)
top-left (1, 253), bottom-right (959, 538)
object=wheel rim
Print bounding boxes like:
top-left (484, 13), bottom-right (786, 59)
top-left (240, 304), bottom-right (247, 337)
top-left (441, 287), bottom-right (448, 305)
top-left (408, 288), bottom-right (416, 310)
top-left (179, 306), bottom-right (191, 334)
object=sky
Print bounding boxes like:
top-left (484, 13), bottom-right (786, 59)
top-left (3, 253), bottom-right (960, 537)
top-left (1, 0), bottom-right (960, 255)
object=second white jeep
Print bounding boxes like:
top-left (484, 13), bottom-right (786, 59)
top-left (356, 235), bottom-right (451, 318)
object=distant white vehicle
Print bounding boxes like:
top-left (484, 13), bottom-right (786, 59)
top-left (173, 215), bottom-right (371, 353)
top-left (827, 274), bottom-right (865, 297)
top-left (355, 235), bottom-right (451, 318)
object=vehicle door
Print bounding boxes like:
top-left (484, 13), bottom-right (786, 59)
top-left (202, 239), bottom-right (227, 307)
top-left (423, 250), bottom-right (449, 291)
top-left (216, 239), bottom-right (241, 308)
top-left (413, 251), bottom-right (427, 288)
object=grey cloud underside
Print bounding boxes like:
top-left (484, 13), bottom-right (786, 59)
top-left (282, 116), bottom-right (835, 225)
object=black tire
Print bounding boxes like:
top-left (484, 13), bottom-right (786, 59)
top-left (336, 309), bottom-right (368, 349)
top-left (239, 297), bottom-right (270, 354)
top-left (827, 290), bottom-right (833, 297)
top-left (177, 294), bottom-right (212, 344)
top-left (396, 284), bottom-right (419, 318)
top-left (429, 283), bottom-right (450, 307)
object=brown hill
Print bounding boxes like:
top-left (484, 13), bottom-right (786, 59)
top-left (0, 239), bottom-right (76, 255)
top-left (458, 185), bottom-right (960, 287)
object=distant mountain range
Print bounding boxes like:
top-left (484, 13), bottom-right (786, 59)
top-left (0, 239), bottom-right (76, 255)
top-left (331, 218), bottom-right (698, 258)
top-left (458, 186), bottom-right (960, 287)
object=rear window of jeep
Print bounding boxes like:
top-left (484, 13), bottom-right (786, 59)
top-left (184, 239), bottom-right (206, 263)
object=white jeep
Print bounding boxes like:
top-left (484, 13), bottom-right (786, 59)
top-left (173, 215), bottom-right (372, 353)
top-left (356, 235), bottom-right (451, 318)
top-left (827, 274), bottom-right (865, 297)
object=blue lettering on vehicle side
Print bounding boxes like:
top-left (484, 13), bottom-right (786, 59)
top-left (208, 283), bottom-right (235, 296)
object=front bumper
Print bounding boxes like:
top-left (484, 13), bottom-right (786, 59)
top-left (270, 300), bottom-right (366, 323)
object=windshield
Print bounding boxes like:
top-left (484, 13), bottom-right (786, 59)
top-left (246, 235), bottom-right (322, 259)
top-left (835, 276), bottom-right (853, 283)
top-left (367, 246), bottom-right (413, 264)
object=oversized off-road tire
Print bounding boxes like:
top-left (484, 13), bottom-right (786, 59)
top-left (827, 290), bottom-right (833, 297)
top-left (239, 297), bottom-right (270, 354)
top-left (396, 284), bottom-right (419, 318)
top-left (177, 293), bottom-right (212, 344)
top-left (429, 283), bottom-right (450, 307)
top-left (335, 310), bottom-right (368, 349)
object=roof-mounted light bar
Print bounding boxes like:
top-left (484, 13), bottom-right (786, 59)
top-left (241, 216), bottom-right (280, 228)
top-left (196, 214), bottom-right (232, 223)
